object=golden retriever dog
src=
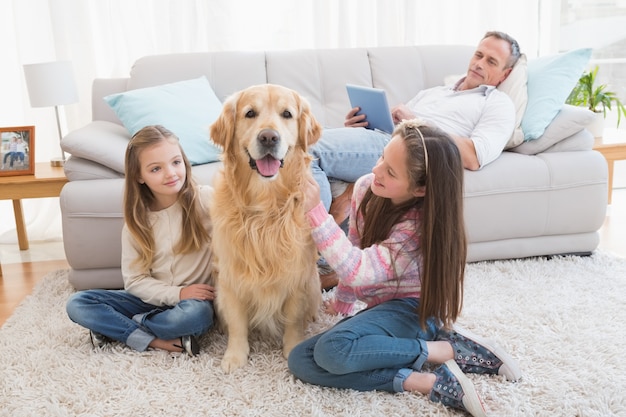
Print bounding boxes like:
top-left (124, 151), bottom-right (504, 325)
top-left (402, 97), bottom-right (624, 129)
top-left (209, 84), bottom-right (323, 373)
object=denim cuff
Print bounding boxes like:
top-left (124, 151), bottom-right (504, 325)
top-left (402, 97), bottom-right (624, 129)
top-left (393, 368), bottom-right (413, 393)
top-left (411, 338), bottom-right (429, 370)
top-left (132, 313), bottom-right (146, 324)
top-left (126, 327), bottom-right (155, 352)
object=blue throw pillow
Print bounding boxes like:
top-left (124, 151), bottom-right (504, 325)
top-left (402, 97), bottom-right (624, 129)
top-left (521, 48), bottom-right (592, 141)
top-left (104, 76), bottom-right (223, 165)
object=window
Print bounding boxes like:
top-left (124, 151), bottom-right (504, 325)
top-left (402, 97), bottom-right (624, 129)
top-left (560, 0), bottom-right (626, 122)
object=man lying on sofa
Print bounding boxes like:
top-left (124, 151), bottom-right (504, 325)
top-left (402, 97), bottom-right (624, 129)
top-left (311, 31), bottom-right (521, 288)
top-left (311, 31), bottom-right (521, 219)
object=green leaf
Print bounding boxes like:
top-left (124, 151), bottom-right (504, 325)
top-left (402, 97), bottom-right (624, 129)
top-left (566, 65), bottom-right (626, 127)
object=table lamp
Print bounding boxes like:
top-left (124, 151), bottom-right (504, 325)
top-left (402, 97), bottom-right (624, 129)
top-left (23, 61), bottom-right (78, 167)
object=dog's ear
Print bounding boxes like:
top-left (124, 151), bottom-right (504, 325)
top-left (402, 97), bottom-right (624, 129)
top-left (296, 93), bottom-right (322, 150)
top-left (210, 92), bottom-right (239, 153)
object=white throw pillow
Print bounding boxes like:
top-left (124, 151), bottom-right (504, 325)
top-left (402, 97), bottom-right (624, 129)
top-left (497, 54), bottom-right (528, 149)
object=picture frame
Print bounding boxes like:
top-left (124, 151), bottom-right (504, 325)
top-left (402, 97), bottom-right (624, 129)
top-left (0, 126), bottom-right (35, 177)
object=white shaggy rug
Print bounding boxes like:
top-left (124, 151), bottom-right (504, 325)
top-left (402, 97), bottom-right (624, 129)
top-left (2, 251), bottom-right (626, 417)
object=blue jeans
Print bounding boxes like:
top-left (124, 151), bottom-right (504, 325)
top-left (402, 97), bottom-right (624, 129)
top-left (66, 289), bottom-right (215, 352)
top-left (288, 298), bottom-right (438, 393)
top-left (310, 127), bottom-right (390, 210)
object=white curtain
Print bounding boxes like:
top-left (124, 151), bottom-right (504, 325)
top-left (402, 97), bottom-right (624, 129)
top-left (1, 0), bottom-right (548, 244)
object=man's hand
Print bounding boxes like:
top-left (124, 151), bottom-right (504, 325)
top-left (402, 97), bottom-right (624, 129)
top-left (344, 107), bottom-right (369, 128)
top-left (391, 104), bottom-right (415, 124)
top-left (180, 283), bottom-right (216, 301)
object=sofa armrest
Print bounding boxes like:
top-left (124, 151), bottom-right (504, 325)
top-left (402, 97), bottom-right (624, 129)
top-left (542, 129), bottom-right (594, 153)
top-left (60, 179), bottom-right (125, 273)
top-left (61, 121), bottom-right (130, 174)
top-left (510, 104), bottom-right (595, 155)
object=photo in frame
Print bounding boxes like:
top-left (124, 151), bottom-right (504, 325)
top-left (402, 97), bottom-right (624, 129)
top-left (0, 126), bottom-right (35, 177)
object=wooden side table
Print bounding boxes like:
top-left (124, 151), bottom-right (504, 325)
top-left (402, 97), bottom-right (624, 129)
top-left (0, 162), bottom-right (68, 276)
top-left (593, 134), bottom-right (626, 204)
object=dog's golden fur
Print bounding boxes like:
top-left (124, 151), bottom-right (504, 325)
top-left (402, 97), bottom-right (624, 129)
top-left (209, 84), bottom-right (323, 373)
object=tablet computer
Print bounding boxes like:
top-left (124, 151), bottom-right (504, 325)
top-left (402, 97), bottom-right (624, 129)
top-left (346, 84), bottom-right (395, 134)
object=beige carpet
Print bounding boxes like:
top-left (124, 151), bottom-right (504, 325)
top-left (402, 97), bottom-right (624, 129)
top-left (2, 251), bottom-right (626, 417)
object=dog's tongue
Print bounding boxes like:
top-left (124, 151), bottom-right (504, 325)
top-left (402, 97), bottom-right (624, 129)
top-left (256, 155), bottom-right (281, 177)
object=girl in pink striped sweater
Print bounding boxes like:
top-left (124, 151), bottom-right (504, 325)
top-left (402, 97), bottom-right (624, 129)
top-left (289, 120), bottom-right (520, 417)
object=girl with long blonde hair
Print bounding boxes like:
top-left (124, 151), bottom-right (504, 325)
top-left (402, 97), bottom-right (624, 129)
top-left (67, 125), bottom-right (215, 355)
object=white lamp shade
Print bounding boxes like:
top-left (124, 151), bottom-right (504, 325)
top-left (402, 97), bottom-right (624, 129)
top-left (23, 61), bottom-right (78, 107)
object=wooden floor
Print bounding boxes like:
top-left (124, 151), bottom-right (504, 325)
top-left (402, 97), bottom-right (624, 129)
top-left (0, 259), bottom-right (69, 325)
top-left (1, 189), bottom-right (625, 326)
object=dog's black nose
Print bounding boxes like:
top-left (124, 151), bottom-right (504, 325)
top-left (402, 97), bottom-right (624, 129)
top-left (258, 129), bottom-right (280, 147)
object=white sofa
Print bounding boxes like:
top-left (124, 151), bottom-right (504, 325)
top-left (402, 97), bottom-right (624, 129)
top-left (60, 45), bottom-right (608, 290)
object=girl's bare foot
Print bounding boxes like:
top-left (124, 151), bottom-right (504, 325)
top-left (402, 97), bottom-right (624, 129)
top-left (329, 183), bottom-right (354, 225)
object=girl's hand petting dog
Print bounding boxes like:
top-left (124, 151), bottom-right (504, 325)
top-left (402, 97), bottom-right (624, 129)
top-left (303, 176), bottom-right (322, 213)
top-left (323, 299), bottom-right (340, 316)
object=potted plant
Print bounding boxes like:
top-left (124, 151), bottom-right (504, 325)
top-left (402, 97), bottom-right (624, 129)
top-left (566, 65), bottom-right (626, 137)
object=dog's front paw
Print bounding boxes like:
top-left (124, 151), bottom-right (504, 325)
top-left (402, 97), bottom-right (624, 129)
top-left (282, 334), bottom-right (302, 359)
top-left (220, 350), bottom-right (248, 373)
top-left (282, 344), bottom-right (296, 359)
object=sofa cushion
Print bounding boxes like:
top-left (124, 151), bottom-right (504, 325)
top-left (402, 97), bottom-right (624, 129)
top-left (511, 104), bottom-right (595, 155)
top-left (103, 76), bottom-right (223, 165)
top-left (521, 48), bottom-right (592, 141)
